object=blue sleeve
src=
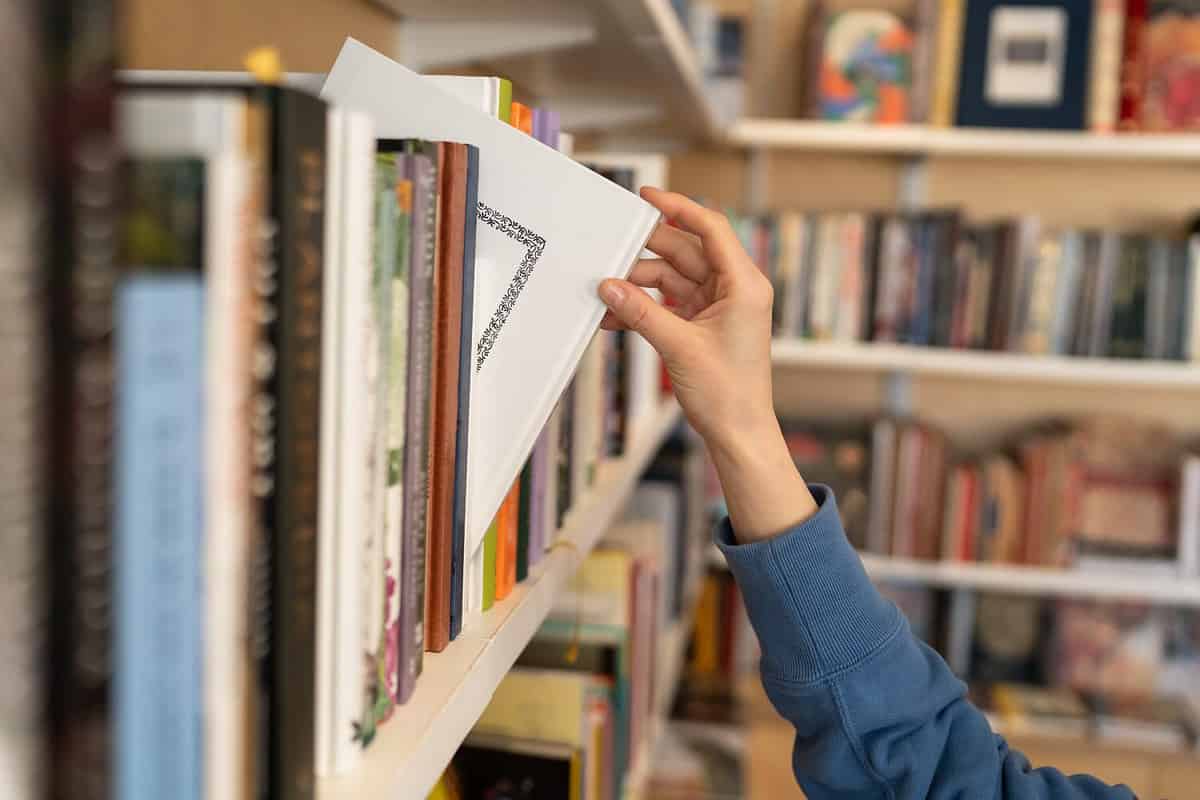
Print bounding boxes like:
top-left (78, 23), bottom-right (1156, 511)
top-left (714, 485), bottom-right (1135, 800)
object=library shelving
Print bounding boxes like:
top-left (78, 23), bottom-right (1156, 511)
top-left (375, 0), bottom-right (724, 137)
top-left (318, 398), bottom-right (682, 800)
top-left (729, 119), bottom-right (1200, 162)
top-left (861, 555), bottom-right (1200, 608)
top-left (771, 340), bottom-right (1200, 390)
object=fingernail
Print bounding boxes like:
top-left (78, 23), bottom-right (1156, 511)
top-left (599, 281), bottom-right (625, 308)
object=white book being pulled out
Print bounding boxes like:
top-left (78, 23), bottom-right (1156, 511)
top-left (321, 38), bottom-right (661, 576)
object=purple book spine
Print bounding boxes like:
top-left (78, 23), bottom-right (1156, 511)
top-left (529, 431), bottom-right (548, 567)
top-left (543, 111), bottom-right (561, 151)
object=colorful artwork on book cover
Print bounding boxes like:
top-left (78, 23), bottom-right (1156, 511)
top-left (818, 10), bottom-right (914, 123)
top-left (1143, 0), bottom-right (1200, 130)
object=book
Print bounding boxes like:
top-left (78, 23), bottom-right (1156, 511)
top-left (1109, 235), bottom-right (1150, 357)
top-left (450, 733), bottom-right (580, 800)
top-left (1092, 693), bottom-right (1199, 750)
top-left (496, 477), bottom-right (520, 601)
top-left (955, 0), bottom-right (1094, 129)
top-left (978, 455), bottom-right (1027, 563)
top-left (425, 141), bottom-right (471, 654)
top-left (114, 157), bottom-right (206, 800)
top-left (972, 593), bottom-right (1045, 683)
top-left (815, 10), bottom-right (914, 123)
top-left (1118, 0), bottom-right (1150, 128)
top-left (930, 0), bottom-right (966, 126)
top-left (322, 40), bottom-right (660, 579)
top-left (1142, 0), bottom-right (1200, 130)
top-left (910, 0), bottom-right (939, 122)
top-left (988, 683), bottom-right (1091, 738)
top-left (516, 458), bottom-right (534, 582)
top-left (1180, 454), bottom-right (1200, 578)
top-left (1089, 0), bottom-right (1127, 131)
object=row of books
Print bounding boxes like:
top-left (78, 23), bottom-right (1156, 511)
top-left (975, 682), bottom-right (1200, 753)
top-left (780, 416), bottom-right (1200, 577)
top-left (731, 209), bottom-right (1200, 360)
top-left (802, 0), bottom-right (1200, 132)
top-left (7, 27), bottom-right (668, 800)
top-left (431, 448), bottom-right (712, 800)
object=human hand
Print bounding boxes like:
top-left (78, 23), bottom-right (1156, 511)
top-left (598, 188), bottom-right (817, 541)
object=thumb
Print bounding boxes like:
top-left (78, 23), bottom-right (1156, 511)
top-left (598, 279), bottom-right (689, 357)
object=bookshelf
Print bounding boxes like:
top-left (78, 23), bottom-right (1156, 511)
top-left (375, 0), bottom-right (724, 137)
top-left (318, 398), bottom-right (681, 800)
top-left (861, 554), bottom-right (1200, 607)
top-left (771, 340), bottom-right (1200, 390)
top-left (729, 119), bottom-right (1200, 162)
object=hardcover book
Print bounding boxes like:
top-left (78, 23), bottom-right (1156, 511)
top-left (1142, 0), bottom-right (1200, 130)
top-left (322, 39), bottom-right (660, 594)
top-left (815, 10), bottom-right (915, 123)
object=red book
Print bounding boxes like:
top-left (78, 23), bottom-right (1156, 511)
top-left (1117, 0), bottom-right (1149, 130)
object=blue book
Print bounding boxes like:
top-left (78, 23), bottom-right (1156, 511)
top-left (115, 274), bottom-right (205, 800)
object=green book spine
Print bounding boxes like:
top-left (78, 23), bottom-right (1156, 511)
top-left (498, 79), bottom-right (513, 123)
top-left (516, 458), bottom-right (533, 582)
top-left (1109, 236), bottom-right (1149, 359)
top-left (482, 519), bottom-right (498, 610)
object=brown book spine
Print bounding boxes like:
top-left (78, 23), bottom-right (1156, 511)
top-left (424, 143), bottom-right (467, 653)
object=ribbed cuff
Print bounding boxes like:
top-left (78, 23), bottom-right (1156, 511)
top-left (714, 485), bottom-right (901, 685)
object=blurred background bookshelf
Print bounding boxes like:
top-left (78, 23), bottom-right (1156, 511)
top-left (11, 0), bottom-right (1200, 799)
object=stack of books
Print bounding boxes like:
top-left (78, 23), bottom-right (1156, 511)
top-left (799, 0), bottom-right (1200, 132)
top-left (431, 441), bottom-right (711, 800)
top-left (730, 209), bottom-right (1200, 361)
top-left (10, 28), bottom-right (671, 800)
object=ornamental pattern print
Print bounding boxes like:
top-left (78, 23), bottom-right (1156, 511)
top-left (474, 201), bottom-right (547, 371)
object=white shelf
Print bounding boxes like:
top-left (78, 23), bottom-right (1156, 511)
top-left (771, 340), bottom-right (1200, 389)
top-left (862, 554), bottom-right (1200, 607)
top-left (729, 119), bottom-right (1200, 161)
top-left (318, 398), bottom-right (681, 800)
top-left (377, 0), bottom-right (724, 137)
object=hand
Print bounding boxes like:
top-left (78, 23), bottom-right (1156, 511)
top-left (598, 188), bottom-right (817, 541)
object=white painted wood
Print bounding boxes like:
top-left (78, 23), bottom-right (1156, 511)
top-left (317, 399), bottom-right (681, 800)
top-left (730, 119), bottom-right (1200, 162)
top-left (861, 554), bottom-right (1200, 607)
top-left (397, 17), bottom-right (595, 70)
top-left (772, 340), bottom-right (1200, 389)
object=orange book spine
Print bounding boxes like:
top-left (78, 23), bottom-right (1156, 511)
top-left (495, 479), bottom-right (521, 599)
top-left (511, 101), bottom-right (533, 136)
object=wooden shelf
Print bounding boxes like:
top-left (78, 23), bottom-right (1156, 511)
top-left (862, 554), bottom-right (1200, 607)
top-left (729, 119), bottom-right (1200, 161)
top-left (375, 0), bottom-right (724, 137)
top-left (771, 340), bottom-right (1200, 389)
top-left (317, 398), bottom-right (681, 800)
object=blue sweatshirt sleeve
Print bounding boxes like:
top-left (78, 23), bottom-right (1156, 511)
top-left (714, 485), bottom-right (1135, 800)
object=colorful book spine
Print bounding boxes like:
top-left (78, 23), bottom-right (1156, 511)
top-left (495, 478), bottom-right (520, 600)
top-left (930, 0), bottom-right (964, 126)
top-left (115, 273), bottom-right (205, 800)
top-left (1089, 0), bottom-right (1126, 132)
top-left (450, 145), bottom-right (480, 641)
top-left (399, 149), bottom-right (437, 700)
top-left (1117, 0), bottom-right (1148, 130)
top-left (270, 89), bottom-right (328, 800)
top-left (482, 516), bottom-right (499, 611)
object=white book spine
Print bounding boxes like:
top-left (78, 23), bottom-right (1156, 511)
top-left (1179, 457), bottom-right (1200, 579)
top-left (1188, 235), bottom-right (1200, 361)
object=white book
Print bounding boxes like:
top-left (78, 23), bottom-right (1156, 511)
top-left (1179, 456), bottom-right (1200, 579)
top-left (322, 38), bottom-right (660, 568)
top-left (625, 289), bottom-right (663, 446)
top-left (557, 131), bottom-right (576, 158)
top-left (119, 91), bottom-right (252, 800)
top-left (1188, 235), bottom-right (1200, 361)
top-left (316, 108), bottom-right (376, 776)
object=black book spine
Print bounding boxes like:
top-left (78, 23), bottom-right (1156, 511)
top-left (268, 89), bottom-right (327, 800)
top-left (43, 2), bottom-right (118, 798)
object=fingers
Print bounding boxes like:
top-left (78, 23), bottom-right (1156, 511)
top-left (645, 224), bottom-right (708, 283)
top-left (597, 278), bottom-right (690, 358)
top-left (627, 258), bottom-right (702, 305)
top-left (640, 187), bottom-right (750, 272)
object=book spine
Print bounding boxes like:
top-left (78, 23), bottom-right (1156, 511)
top-left (557, 381), bottom-right (576, 527)
top-left (1180, 457), bottom-right (1200, 578)
top-left (1089, 0), bottom-right (1126, 132)
top-left (482, 517), bottom-right (498, 610)
top-left (400, 151), bottom-right (436, 696)
top-left (450, 145), bottom-right (480, 640)
top-left (528, 426), bottom-right (550, 570)
top-left (44, 0), bottom-right (118, 794)
top-left (909, 0), bottom-right (938, 123)
top-left (270, 89), bottom-right (327, 800)
top-left (1189, 236), bottom-right (1200, 361)
top-left (114, 275), bottom-right (205, 800)
top-left (1, 3), bottom-right (46, 793)
top-left (1108, 237), bottom-right (1149, 358)
top-left (1117, 0), bottom-right (1148, 130)
top-left (497, 478), bottom-right (520, 600)
top-left (516, 458), bottom-right (533, 582)
top-left (930, 0), bottom-right (964, 127)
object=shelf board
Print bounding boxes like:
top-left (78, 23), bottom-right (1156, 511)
top-left (771, 340), bottom-right (1200, 389)
top-left (730, 119), bottom-right (1200, 162)
top-left (318, 398), bottom-right (681, 800)
top-left (375, 0), bottom-right (723, 137)
top-left (861, 554), bottom-right (1200, 607)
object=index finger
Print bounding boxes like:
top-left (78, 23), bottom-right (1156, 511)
top-left (640, 187), bottom-right (750, 273)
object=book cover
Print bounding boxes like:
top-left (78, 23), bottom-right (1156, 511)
top-left (451, 733), bottom-right (579, 800)
top-left (450, 144), bottom-right (480, 641)
top-left (115, 159), bottom-right (205, 800)
top-left (1142, 0), bottom-right (1200, 130)
top-left (931, 0), bottom-right (967, 126)
top-left (1109, 234), bottom-right (1150, 357)
top-left (397, 148), bottom-right (437, 699)
top-left (972, 593), bottom-right (1046, 682)
top-left (323, 40), bottom-right (660, 575)
top-left (816, 10), bottom-right (914, 123)
top-left (978, 455), bottom-right (1027, 563)
top-left (1089, 0), bottom-right (1127, 131)
top-left (955, 0), bottom-right (1094, 129)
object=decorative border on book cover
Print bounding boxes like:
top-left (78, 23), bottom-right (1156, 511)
top-left (475, 201), bottom-right (546, 371)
